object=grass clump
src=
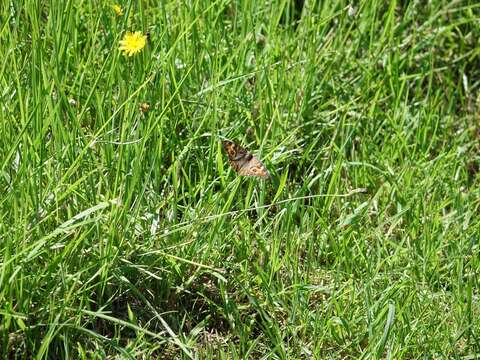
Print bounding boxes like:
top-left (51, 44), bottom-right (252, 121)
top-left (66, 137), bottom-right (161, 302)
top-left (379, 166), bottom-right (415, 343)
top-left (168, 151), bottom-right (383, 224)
top-left (1, 0), bottom-right (480, 358)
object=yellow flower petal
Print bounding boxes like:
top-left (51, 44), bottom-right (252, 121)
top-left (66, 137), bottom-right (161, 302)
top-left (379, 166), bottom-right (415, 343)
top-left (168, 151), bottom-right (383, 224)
top-left (119, 31), bottom-right (147, 56)
top-left (112, 4), bottom-right (123, 16)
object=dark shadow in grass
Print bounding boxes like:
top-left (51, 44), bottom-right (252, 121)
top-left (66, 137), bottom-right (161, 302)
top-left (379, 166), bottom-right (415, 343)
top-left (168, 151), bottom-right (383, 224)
top-left (84, 269), bottom-right (230, 352)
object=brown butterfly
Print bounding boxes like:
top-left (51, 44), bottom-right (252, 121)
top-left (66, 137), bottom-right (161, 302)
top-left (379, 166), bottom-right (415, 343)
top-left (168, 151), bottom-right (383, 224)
top-left (222, 140), bottom-right (270, 178)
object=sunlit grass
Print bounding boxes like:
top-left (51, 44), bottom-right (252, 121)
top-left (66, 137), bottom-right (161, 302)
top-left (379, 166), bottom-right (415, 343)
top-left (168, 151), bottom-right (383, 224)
top-left (1, 0), bottom-right (480, 358)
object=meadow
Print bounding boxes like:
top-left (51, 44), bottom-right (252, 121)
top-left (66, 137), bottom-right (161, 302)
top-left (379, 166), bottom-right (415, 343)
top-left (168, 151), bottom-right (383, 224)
top-left (1, 0), bottom-right (480, 358)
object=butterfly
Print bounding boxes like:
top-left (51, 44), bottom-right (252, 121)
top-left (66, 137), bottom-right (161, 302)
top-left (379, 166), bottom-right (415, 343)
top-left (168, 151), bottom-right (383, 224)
top-left (222, 140), bottom-right (270, 178)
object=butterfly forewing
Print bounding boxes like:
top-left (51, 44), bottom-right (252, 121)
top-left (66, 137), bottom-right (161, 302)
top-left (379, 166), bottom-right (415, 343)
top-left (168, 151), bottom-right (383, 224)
top-left (222, 140), bottom-right (270, 178)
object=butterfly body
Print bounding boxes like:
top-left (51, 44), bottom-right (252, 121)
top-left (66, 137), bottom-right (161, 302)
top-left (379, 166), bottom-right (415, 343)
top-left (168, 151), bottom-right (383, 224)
top-left (222, 140), bottom-right (270, 178)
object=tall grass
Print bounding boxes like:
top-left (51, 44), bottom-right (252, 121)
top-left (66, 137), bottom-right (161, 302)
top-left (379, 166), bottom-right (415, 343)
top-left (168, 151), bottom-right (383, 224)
top-left (1, 0), bottom-right (480, 358)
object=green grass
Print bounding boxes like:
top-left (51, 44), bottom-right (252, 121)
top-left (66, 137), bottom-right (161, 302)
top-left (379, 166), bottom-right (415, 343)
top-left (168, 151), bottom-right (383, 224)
top-left (1, 0), bottom-right (480, 358)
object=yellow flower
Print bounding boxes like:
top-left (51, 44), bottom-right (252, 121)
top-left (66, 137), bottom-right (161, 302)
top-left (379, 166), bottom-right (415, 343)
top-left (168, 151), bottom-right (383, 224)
top-left (119, 31), bottom-right (147, 56)
top-left (112, 4), bottom-right (123, 16)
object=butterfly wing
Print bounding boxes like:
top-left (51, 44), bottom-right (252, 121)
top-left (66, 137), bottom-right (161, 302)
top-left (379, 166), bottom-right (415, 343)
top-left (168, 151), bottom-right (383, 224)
top-left (237, 157), bottom-right (270, 178)
top-left (222, 140), bottom-right (270, 178)
top-left (223, 141), bottom-right (247, 161)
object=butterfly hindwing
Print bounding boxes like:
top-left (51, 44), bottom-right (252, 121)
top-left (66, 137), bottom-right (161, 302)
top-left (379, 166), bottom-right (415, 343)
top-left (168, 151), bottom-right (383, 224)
top-left (222, 140), bottom-right (270, 178)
